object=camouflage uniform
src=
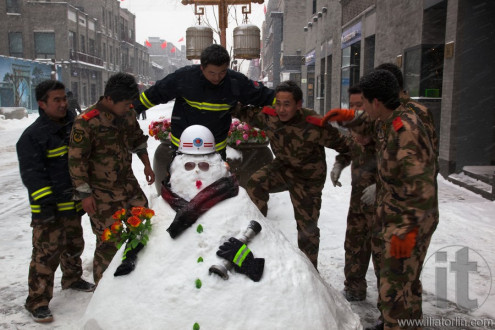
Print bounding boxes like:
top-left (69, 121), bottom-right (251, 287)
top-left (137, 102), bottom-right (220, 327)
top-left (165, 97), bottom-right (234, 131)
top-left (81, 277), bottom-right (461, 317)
top-left (374, 105), bottom-right (438, 330)
top-left (68, 101), bottom-right (149, 284)
top-left (232, 106), bottom-right (350, 269)
top-left (17, 109), bottom-right (85, 312)
top-left (335, 135), bottom-right (378, 299)
top-left (401, 97), bottom-right (438, 158)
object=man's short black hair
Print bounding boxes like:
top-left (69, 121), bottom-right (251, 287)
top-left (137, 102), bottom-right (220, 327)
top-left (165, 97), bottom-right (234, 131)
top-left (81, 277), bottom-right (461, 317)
top-left (375, 63), bottom-right (404, 89)
top-left (35, 80), bottom-right (65, 102)
top-left (200, 44), bottom-right (230, 67)
top-left (348, 85), bottom-right (362, 96)
top-left (104, 72), bottom-right (139, 103)
top-left (358, 69), bottom-right (401, 110)
top-left (275, 80), bottom-right (303, 103)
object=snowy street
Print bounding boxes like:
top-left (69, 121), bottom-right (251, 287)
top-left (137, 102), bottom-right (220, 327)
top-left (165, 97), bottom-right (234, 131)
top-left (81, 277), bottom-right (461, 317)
top-left (1, 103), bottom-right (494, 329)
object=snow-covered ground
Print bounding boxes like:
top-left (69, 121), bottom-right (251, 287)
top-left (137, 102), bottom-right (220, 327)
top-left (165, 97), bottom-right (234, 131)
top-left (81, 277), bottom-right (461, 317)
top-left (1, 103), bottom-right (494, 329)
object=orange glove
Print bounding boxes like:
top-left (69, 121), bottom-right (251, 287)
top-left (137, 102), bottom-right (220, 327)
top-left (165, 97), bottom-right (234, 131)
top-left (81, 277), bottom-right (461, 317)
top-left (305, 115), bottom-right (324, 127)
top-left (322, 108), bottom-right (355, 124)
top-left (390, 227), bottom-right (418, 259)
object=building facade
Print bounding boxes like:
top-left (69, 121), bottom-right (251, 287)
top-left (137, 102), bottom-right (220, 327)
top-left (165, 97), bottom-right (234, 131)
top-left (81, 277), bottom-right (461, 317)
top-left (0, 0), bottom-right (152, 108)
top-left (263, 0), bottom-right (495, 177)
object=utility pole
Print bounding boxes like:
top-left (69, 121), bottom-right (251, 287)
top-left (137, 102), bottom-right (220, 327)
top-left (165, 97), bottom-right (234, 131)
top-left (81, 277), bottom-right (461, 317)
top-left (181, 0), bottom-right (264, 48)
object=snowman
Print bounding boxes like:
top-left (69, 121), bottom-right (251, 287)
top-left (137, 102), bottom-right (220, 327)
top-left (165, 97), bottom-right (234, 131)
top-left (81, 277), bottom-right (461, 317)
top-left (81, 125), bottom-right (362, 329)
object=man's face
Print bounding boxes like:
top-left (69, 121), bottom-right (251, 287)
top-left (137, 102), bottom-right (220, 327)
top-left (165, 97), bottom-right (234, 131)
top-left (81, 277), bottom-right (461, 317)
top-left (38, 89), bottom-right (67, 120)
top-left (107, 97), bottom-right (134, 117)
top-left (200, 63), bottom-right (229, 85)
top-left (362, 95), bottom-right (380, 120)
top-left (274, 91), bottom-right (301, 122)
top-left (349, 93), bottom-right (364, 110)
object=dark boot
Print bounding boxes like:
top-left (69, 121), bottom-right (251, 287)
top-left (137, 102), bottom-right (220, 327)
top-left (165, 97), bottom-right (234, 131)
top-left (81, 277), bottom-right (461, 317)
top-left (114, 243), bottom-right (144, 276)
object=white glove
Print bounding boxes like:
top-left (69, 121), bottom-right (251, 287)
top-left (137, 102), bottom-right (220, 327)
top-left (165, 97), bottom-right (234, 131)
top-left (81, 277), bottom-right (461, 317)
top-left (361, 184), bottom-right (376, 205)
top-left (330, 163), bottom-right (343, 187)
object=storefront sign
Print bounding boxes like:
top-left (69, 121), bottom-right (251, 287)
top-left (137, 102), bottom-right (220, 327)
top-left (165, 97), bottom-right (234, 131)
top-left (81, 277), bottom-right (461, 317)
top-left (305, 49), bottom-right (316, 66)
top-left (341, 22), bottom-right (362, 49)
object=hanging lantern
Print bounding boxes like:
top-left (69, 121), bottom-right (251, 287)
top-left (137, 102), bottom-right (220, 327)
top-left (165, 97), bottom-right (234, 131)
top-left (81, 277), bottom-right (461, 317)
top-left (186, 26), bottom-right (213, 60)
top-left (233, 24), bottom-right (261, 60)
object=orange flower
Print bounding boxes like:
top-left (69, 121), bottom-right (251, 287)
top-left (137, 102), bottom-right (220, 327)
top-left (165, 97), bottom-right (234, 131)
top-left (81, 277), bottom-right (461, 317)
top-left (127, 216), bottom-right (142, 227)
top-left (143, 208), bottom-right (155, 219)
top-left (110, 221), bottom-right (122, 233)
top-left (112, 208), bottom-right (126, 220)
top-left (102, 228), bottom-right (112, 241)
top-left (131, 206), bottom-right (145, 217)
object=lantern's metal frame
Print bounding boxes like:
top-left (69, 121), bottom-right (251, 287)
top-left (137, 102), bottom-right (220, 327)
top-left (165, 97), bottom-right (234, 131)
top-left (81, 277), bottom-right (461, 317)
top-left (182, 0), bottom-right (264, 47)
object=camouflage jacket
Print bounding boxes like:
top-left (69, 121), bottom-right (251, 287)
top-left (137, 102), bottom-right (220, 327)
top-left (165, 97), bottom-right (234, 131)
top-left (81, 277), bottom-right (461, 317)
top-left (401, 96), bottom-right (438, 157)
top-left (68, 101), bottom-right (148, 200)
top-left (375, 105), bottom-right (437, 239)
top-left (335, 136), bottom-right (377, 192)
top-left (232, 106), bottom-right (350, 189)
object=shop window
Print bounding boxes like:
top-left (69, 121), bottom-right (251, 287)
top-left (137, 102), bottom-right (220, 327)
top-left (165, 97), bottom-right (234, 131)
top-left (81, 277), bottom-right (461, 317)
top-left (9, 32), bottom-right (23, 58)
top-left (34, 32), bottom-right (55, 59)
top-left (404, 44), bottom-right (444, 97)
top-left (364, 35), bottom-right (375, 75)
top-left (341, 42), bottom-right (361, 108)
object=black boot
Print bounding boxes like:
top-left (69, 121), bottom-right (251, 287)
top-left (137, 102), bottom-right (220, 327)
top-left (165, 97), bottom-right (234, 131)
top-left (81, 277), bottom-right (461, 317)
top-left (114, 243), bottom-right (144, 276)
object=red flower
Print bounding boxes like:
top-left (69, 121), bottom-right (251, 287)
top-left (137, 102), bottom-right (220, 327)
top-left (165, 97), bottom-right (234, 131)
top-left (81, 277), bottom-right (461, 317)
top-left (143, 208), bottom-right (155, 219)
top-left (112, 208), bottom-right (126, 220)
top-left (131, 206), bottom-right (145, 217)
top-left (127, 216), bottom-right (142, 227)
top-left (110, 221), bottom-right (122, 233)
top-left (102, 228), bottom-right (112, 241)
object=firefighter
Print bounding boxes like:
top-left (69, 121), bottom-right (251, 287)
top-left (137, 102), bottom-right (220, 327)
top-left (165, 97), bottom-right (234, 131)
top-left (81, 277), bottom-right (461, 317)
top-left (17, 80), bottom-right (94, 323)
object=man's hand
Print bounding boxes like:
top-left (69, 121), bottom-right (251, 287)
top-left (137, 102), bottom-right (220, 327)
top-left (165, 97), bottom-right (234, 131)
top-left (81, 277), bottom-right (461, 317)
top-left (82, 196), bottom-right (96, 216)
top-left (361, 184), bottom-right (376, 205)
top-left (144, 165), bottom-right (155, 185)
top-left (390, 228), bottom-right (418, 259)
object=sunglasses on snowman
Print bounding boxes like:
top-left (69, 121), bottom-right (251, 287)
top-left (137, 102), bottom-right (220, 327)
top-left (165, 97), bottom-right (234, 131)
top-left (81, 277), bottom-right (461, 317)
top-left (184, 161), bottom-right (211, 171)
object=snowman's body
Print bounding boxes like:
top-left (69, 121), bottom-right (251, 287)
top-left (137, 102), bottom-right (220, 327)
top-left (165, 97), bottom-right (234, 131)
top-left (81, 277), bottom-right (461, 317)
top-left (81, 150), bottom-right (362, 329)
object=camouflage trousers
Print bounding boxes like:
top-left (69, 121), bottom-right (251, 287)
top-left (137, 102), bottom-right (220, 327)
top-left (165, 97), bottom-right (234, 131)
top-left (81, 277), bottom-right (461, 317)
top-left (247, 164), bottom-right (322, 269)
top-left (344, 188), bottom-right (378, 298)
top-left (378, 222), bottom-right (437, 330)
top-left (89, 187), bottom-right (148, 284)
top-left (25, 215), bottom-right (84, 311)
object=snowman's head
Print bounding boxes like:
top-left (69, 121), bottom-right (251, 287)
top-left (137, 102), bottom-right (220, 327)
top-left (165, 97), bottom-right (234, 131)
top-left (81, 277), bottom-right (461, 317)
top-left (169, 153), bottom-right (230, 201)
top-left (170, 125), bottom-right (230, 201)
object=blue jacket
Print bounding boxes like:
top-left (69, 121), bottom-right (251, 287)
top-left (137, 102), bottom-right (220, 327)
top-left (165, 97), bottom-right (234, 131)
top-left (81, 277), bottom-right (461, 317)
top-left (17, 108), bottom-right (83, 224)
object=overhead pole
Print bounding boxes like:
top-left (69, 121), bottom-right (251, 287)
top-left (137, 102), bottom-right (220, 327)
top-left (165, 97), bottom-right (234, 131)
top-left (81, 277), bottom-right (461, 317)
top-left (181, 0), bottom-right (264, 48)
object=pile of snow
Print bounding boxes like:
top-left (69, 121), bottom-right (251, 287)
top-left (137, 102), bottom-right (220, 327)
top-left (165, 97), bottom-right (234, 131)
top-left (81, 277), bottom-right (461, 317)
top-left (81, 145), bottom-right (361, 329)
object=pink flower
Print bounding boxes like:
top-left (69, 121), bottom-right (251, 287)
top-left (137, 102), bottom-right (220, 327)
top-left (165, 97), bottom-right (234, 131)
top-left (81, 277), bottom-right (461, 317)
top-left (243, 133), bottom-right (249, 140)
top-left (236, 139), bottom-right (241, 146)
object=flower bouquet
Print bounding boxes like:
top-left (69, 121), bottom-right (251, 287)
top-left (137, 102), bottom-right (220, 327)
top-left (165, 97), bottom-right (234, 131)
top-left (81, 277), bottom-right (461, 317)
top-left (227, 118), bottom-right (268, 147)
top-left (102, 206), bottom-right (155, 258)
top-left (149, 117), bottom-right (172, 141)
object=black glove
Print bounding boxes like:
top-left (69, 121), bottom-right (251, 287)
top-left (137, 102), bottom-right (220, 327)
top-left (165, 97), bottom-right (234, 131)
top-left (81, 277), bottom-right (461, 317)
top-left (31, 203), bottom-right (57, 226)
top-left (114, 243), bottom-right (144, 277)
top-left (217, 237), bottom-right (264, 282)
